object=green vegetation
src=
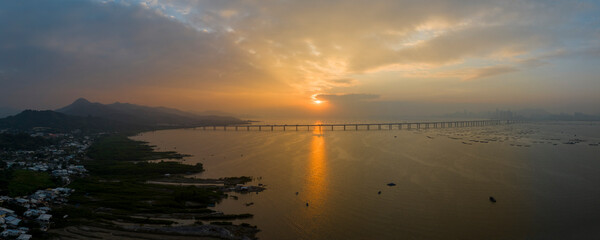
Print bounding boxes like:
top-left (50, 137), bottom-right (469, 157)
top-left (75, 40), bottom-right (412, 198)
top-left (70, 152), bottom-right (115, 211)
top-left (66, 178), bottom-right (220, 215)
top-left (54, 134), bottom-right (224, 228)
top-left (0, 169), bottom-right (57, 197)
top-left (196, 213), bottom-right (253, 220)
top-left (210, 221), bottom-right (233, 225)
top-left (0, 110), bottom-right (147, 133)
top-left (87, 135), bottom-right (187, 161)
top-left (0, 133), bottom-right (54, 150)
top-left (155, 176), bottom-right (253, 186)
top-left (85, 160), bottom-right (203, 180)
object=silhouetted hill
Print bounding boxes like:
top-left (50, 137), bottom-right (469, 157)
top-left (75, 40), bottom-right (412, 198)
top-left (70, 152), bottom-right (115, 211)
top-left (56, 98), bottom-right (247, 127)
top-left (0, 110), bottom-right (143, 133)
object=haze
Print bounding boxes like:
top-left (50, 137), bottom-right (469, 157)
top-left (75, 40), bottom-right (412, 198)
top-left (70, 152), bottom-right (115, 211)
top-left (1, 0), bottom-right (599, 118)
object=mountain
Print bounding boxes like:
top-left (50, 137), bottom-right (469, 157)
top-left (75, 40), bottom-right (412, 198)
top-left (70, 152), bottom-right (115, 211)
top-left (56, 98), bottom-right (246, 127)
top-left (195, 110), bottom-right (234, 117)
top-left (0, 110), bottom-right (142, 133)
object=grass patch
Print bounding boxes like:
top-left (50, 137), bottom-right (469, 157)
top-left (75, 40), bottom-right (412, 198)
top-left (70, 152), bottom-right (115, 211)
top-left (56, 134), bottom-right (224, 227)
top-left (210, 221), bottom-right (233, 225)
top-left (197, 213), bottom-right (253, 220)
top-left (68, 178), bottom-right (222, 214)
top-left (0, 169), bottom-right (57, 197)
top-left (84, 160), bottom-right (203, 180)
top-left (87, 135), bottom-right (187, 161)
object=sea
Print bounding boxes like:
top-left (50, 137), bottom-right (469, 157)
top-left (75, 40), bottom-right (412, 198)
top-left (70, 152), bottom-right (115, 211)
top-left (132, 120), bottom-right (600, 240)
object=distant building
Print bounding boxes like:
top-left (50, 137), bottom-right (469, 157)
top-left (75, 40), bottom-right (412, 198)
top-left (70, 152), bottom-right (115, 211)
top-left (17, 233), bottom-right (33, 240)
top-left (37, 214), bottom-right (52, 223)
top-left (5, 216), bottom-right (21, 227)
top-left (0, 207), bottom-right (15, 217)
top-left (1, 229), bottom-right (22, 238)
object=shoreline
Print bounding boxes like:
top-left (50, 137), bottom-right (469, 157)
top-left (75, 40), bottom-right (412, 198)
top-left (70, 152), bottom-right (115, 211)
top-left (49, 134), bottom-right (262, 240)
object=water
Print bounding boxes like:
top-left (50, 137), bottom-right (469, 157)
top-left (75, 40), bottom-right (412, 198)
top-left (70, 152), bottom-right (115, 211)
top-left (133, 121), bottom-right (600, 239)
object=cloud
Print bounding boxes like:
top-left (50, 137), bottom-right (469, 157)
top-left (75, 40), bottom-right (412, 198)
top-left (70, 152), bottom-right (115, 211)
top-left (316, 93), bottom-right (380, 102)
top-left (462, 66), bottom-right (519, 81)
top-left (143, 0), bottom-right (600, 92)
top-left (0, 0), bottom-right (276, 108)
top-left (1, 0), bottom-right (599, 114)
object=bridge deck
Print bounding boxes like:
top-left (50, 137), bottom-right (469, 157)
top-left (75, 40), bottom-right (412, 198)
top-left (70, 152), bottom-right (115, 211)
top-left (197, 120), bottom-right (518, 131)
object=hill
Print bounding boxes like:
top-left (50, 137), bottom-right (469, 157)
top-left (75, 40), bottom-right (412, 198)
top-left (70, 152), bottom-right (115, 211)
top-left (56, 98), bottom-right (246, 127)
top-left (0, 110), bottom-right (144, 133)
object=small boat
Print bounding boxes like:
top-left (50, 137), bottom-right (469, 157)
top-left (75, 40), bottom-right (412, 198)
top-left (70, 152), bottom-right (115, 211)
top-left (387, 183), bottom-right (396, 186)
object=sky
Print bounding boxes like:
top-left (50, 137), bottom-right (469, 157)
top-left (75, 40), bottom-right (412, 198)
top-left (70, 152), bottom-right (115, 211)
top-left (1, 0), bottom-right (599, 118)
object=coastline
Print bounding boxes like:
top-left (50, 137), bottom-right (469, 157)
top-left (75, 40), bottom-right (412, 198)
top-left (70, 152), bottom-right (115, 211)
top-left (49, 133), bottom-right (262, 240)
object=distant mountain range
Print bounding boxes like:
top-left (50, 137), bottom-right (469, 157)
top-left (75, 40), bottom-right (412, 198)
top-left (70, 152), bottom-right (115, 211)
top-left (56, 98), bottom-right (245, 127)
top-left (0, 98), bottom-right (248, 133)
top-left (0, 110), bottom-right (140, 133)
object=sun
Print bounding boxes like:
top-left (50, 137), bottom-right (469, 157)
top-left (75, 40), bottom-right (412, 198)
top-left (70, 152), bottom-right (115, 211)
top-left (311, 94), bottom-right (325, 105)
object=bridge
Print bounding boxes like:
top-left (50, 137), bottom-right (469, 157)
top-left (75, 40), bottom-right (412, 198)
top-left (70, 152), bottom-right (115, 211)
top-left (197, 119), bottom-right (518, 131)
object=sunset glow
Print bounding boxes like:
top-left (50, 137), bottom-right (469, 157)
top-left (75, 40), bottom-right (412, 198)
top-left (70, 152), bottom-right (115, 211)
top-left (2, 1), bottom-right (600, 239)
top-left (0, 0), bottom-right (599, 117)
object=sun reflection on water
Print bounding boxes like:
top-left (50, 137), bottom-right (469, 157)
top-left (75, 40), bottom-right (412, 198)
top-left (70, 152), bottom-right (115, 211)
top-left (303, 121), bottom-right (328, 218)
